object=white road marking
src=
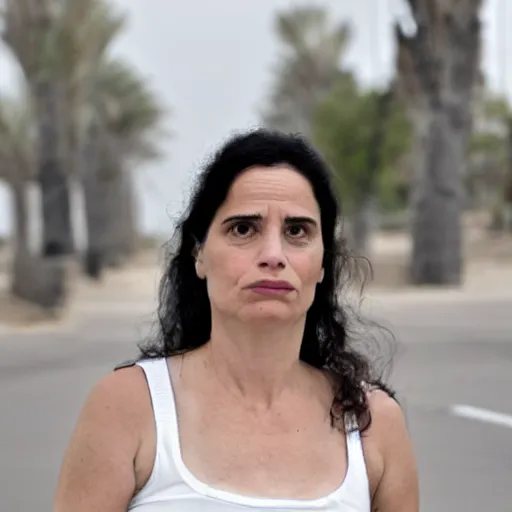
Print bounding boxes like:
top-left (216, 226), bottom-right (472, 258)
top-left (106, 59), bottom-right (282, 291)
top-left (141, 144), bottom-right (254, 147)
top-left (450, 404), bottom-right (512, 429)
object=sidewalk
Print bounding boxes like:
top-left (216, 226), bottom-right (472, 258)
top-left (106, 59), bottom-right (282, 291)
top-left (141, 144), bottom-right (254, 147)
top-left (369, 261), bottom-right (512, 303)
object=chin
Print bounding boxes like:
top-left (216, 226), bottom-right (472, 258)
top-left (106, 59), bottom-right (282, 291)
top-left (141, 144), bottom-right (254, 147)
top-left (239, 303), bottom-right (297, 324)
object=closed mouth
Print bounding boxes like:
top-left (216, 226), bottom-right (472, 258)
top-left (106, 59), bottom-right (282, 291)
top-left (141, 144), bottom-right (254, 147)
top-left (248, 280), bottom-right (295, 291)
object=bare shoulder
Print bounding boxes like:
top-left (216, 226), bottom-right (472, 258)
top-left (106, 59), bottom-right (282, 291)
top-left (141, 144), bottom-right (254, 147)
top-left (74, 363), bottom-right (152, 437)
top-left (87, 363), bottom-right (151, 418)
top-left (53, 364), bottom-right (153, 512)
top-left (367, 388), bottom-right (407, 434)
top-left (364, 389), bottom-right (419, 512)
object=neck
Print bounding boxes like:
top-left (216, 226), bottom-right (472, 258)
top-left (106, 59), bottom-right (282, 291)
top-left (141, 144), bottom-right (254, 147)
top-left (205, 314), bottom-right (306, 408)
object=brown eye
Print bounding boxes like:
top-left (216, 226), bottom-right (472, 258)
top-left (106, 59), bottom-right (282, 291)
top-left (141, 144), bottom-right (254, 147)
top-left (230, 222), bottom-right (255, 238)
top-left (285, 224), bottom-right (307, 238)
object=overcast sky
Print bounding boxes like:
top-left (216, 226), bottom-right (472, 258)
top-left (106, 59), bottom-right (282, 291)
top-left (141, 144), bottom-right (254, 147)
top-left (0, 0), bottom-right (509, 237)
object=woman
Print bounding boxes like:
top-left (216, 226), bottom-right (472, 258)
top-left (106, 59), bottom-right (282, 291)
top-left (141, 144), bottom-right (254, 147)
top-left (54, 129), bottom-right (419, 511)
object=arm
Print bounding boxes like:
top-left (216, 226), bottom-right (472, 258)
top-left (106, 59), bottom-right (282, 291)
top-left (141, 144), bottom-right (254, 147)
top-left (368, 391), bottom-right (419, 512)
top-left (53, 367), bottom-right (147, 512)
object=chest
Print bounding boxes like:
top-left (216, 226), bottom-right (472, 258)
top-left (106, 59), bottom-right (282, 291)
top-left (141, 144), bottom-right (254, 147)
top-left (175, 392), bottom-right (349, 499)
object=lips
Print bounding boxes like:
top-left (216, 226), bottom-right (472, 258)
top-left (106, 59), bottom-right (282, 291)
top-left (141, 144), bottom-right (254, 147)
top-left (248, 280), bottom-right (295, 291)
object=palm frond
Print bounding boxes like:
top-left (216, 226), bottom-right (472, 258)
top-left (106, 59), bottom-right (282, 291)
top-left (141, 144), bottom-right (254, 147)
top-left (277, 7), bottom-right (327, 54)
top-left (263, 5), bottom-right (351, 134)
top-left (2, 0), bottom-right (53, 80)
top-left (86, 57), bottom-right (168, 170)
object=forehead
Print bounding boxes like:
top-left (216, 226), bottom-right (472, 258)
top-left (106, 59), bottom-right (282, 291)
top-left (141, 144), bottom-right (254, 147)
top-left (218, 165), bottom-right (320, 217)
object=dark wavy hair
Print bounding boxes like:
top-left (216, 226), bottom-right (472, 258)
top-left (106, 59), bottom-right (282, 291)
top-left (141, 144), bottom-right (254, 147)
top-left (139, 128), bottom-right (395, 432)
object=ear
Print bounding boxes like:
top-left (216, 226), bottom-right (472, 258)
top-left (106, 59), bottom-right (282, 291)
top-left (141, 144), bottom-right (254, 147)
top-left (318, 268), bottom-right (325, 284)
top-left (194, 245), bottom-right (206, 280)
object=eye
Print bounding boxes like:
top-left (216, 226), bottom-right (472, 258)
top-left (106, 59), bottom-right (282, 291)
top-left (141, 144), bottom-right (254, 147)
top-left (229, 221), bottom-right (256, 238)
top-left (285, 224), bottom-right (308, 238)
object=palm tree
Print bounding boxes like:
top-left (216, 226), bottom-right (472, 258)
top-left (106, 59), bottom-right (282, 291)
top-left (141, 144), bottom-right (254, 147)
top-left (0, 93), bottom-right (60, 305)
top-left (261, 6), bottom-right (351, 137)
top-left (0, 0), bottom-right (132, 303)
top-left (395, 0), bottom-right (483, 285)
top-left (3, 0), bottom-right (75, 256)
top-left (0, 94), bottom-right (34, 261)
top-left (82, 57), bottom-right (166, 278)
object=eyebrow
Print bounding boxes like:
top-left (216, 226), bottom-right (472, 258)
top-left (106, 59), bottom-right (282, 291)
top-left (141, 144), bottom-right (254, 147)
top-left (221, 214), bottom-right (318, 227)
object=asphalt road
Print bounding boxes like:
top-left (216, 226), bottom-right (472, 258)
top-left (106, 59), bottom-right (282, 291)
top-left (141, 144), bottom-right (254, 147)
top-left (1, 294), bottom-right (511, 512)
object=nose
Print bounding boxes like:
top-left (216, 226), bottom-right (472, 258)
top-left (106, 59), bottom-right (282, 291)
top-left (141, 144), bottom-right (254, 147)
top-left (257, 229), bottom-right (286, 271)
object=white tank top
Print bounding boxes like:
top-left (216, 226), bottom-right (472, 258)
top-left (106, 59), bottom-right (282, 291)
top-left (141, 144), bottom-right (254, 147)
top-left (128, 358), bottom-right (371, 512)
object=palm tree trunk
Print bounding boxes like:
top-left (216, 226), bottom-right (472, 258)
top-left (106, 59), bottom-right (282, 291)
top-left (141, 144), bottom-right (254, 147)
top-left (83, 175), bottom-right (109, 279)
top-left (396, 0), bottom-right (481, 285)
top-left (11, 182), bottom-right (30, 297)
top-left (351, 195), bottom-right (378, 256)
top-left (503, 116), bottom-right (512, 231)
top-left (82, 126), bottom-right (109, 279)
top-left (84, 166), bottom-right (139, 274)
top-left (104, 170), bottom-right (138, 266)
top-left (35, 81), bottom-right (74, 256)
top-left (10, 182), bottom-right (66, 309)
top-left (409, 108), bottom-right (465, 284)
top-left (12, 183), bottom-right (29, 253)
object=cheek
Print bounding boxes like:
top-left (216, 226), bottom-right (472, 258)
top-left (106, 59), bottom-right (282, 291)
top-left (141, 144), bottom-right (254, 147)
top-left (204, 245), bottom-right (251, 288)
top-left (292, 248), bottom-right (324, 285)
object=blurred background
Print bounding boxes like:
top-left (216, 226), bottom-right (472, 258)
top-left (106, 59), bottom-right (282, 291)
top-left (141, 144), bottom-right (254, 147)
top-left (0, 1), bottom-right (511, 511)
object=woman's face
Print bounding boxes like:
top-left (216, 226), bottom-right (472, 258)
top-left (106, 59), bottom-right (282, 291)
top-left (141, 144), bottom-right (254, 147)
top-left (195, 166), bottom-right (324, 324)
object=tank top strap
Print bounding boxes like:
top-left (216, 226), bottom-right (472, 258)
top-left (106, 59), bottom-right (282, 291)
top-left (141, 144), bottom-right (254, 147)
top-left (343, 411), bottom-right (368, 479)
top-left (346, 426), bottom-right (366, 467)
top-left (136, 358), bottom-right (175, 423)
